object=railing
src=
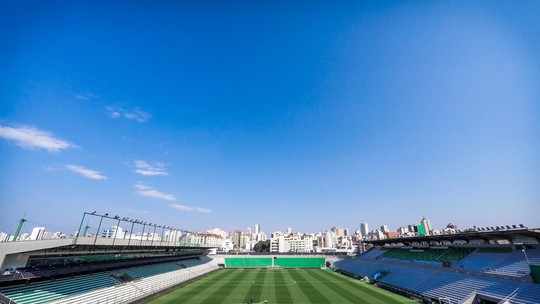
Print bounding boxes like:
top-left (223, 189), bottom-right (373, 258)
top-left (53, 265), bottom-right (218, 304)
top-left (0, 292), bottom-right (16, 304)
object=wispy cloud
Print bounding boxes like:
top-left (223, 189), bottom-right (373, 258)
top-left (106, 106), bottom-right (151, 122)
top-left (65, 165), bottom-right (107, 180)
top-left (0, 124), bottom-right (76, 152)
top-left (75, 93), bottom-right (98, 101)
top-left (196, 207), bottom-right (212, 213)
top-left (169, 204), bottom-right (194, 211)
top-left (119, 208), bottom-right (150, 214)
top-left (134, 182), bottom-right (176, 201)
top-left (169, 204), bottom-right (212, 213)
top-left (134, 160), bottom-right (168, 176)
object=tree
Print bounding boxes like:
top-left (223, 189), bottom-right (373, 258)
top-left (253, 240), bottom-right (270, 252)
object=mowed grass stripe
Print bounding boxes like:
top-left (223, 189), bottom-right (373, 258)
top-left (288, 270), bottom-right (332, 303)
top-left (260, 269), bottom-right (274, 302)
top-left (281, 270), bottom-right (310, 303)
top-left (242, 268), bottom-right (268, 303)
top-left (149, 269), bottom-right (232, 303)
top-left (273, 270), bottom-right (293, 303)
top-left (307, 270), bottom-right (388, 304)
top-left (186, 269), bottom-right (249, 304)
top-left (300, 270), bottom-right (360, 303)
top-left (180, 270), bottom-right (239, 303)
top-left (306, 269), bottom-right (375, 304)
top-left (147, 269), bottom-right (415, 304)
top-left (218, 270), bottom-right (259, 304)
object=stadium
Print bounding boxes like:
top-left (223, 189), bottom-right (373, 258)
top-left (0, 214), bottom-right (539, 304)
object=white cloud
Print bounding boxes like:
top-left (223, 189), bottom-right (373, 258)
top-left (0, 124), bottom-right (76, 152)
top-left (106, 106), bottom-right (121, 118)
top-left (196, 207), bottom-right (212, 213)
top-left (134, 160), bottom-right (168, 176)
top-left (134, 182), bottom-right (176, 201)
top-left (119, 208), bottom-right (150, 214)
top-left (169, 204), bottom-right (212, 213)
top-left (169, 204), bottom-right (194, 212)
top-left (75, 93), bottom-right (98, 101)
top-left (106, 106), bottom-right (151, 122)
top-left (65, 165), bottom-right (107, 180)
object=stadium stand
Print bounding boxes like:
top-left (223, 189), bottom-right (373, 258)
top-left (381, 247), bottom-right (474, 263)
top-left (49, 260), bottom-right (218, 304)
top-left (0, 271), bottom-right (118, 304)
top-left (335, 243), bottom-right (540, 303)
top-left (0, 258), bottom-right (218, 304)
top-left (357, 246), bottom-right (384, 260)
top-left (335, 256), bottom-right (540, 303)
top-left (456, 246), bottom-right (540, 277)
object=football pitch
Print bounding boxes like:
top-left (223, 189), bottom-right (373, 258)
top-left (145, 268), bottom-right (417, 304)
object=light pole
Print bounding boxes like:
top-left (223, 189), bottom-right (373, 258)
top-left (128, 220), bottom-right (136, 246)
top-left (151, 224), bottom-right (157, 246)
top-left (140, 222), bottom-right (147, 246)
top-left (74, 212), bottom-right (88, 245)
top-left (112, 216), bottom-right (121, 246)
top-left (160, 225), bottom-right (165, 245)
top-left (93, 214), bottom-right (106, 246)
top-left (522, 247), bottom-right (530, 264)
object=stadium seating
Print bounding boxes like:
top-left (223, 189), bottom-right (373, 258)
top-left (0, 258), bottom-right (215, 304)
top-left (0, 272), bottom-right (117, 304)
top-left (357, 247), bottom-right (384, 260)
top-left (335, 249), bottom-right (540, 304)
top-left (457, 246), bottom-right (540, 277)
top-left (122, 262), bottom-right (181, 279)
top-left (381, 247), bottom-right (473, 263)
top-left (49, 261), bottom-right (219, 304)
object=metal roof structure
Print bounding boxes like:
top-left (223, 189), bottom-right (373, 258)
top-left (363, 228), bottom-right (540, 247)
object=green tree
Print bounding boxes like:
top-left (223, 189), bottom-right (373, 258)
top-left (253, 240), bottom-right (270, 252)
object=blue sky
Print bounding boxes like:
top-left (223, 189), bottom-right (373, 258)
top-left (1, 1), bottom-right (539, 235)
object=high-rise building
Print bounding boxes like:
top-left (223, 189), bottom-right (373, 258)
top-left (164, 229), bottom-right (185, 242)
top-left (232, 230), bottom-right (243, 249)
top-left (270, 232), bottom-right (313, 253)
top-left (421, 217), bottom-right (432, 235)
top-left (287, 227), bottom-right (292, 234)
top-left (325, 231), bottom-right (334, 248)
top-left (30, 227), bottom-right (45, 240)
top-left (254, 224), bottom-right (260, 235)
top-left (398, 226), bottom-right (408, 234)
top-left (102, 226), bottom-right (125, 239)
top-left (360, 221), bottom-right (369, 238)
top-left (380, 225), bottom-right (389, 233)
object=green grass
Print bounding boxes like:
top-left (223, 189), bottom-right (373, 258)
top-left (146, 269), bottom-right (417, 304)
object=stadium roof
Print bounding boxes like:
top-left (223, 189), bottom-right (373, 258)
top-left (363, 228), bottom-right (540, 246)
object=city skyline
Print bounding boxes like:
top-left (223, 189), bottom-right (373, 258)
top-left (1, 212), bottom-right (525, 245)
top-left (1, 1), bottom-right (539, 234)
